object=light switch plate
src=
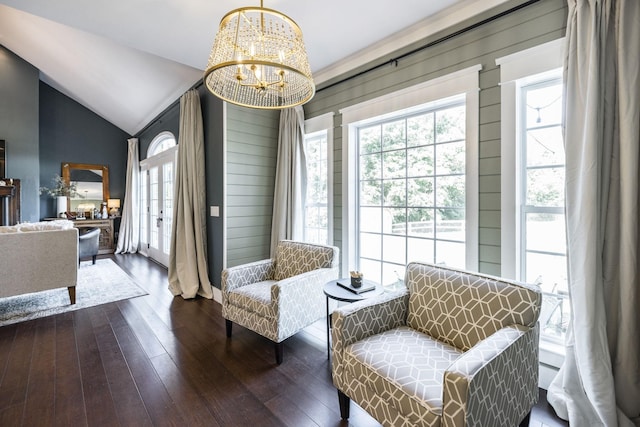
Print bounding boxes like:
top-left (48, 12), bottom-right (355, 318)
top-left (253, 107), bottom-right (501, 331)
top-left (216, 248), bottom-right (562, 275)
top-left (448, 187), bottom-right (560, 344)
top-left (210, 206), bottom-right (220, 217)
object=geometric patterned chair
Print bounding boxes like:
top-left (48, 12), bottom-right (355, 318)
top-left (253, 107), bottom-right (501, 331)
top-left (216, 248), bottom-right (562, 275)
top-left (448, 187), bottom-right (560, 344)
top-left (221, 240), bottom-right (339, 364)
top-left (331, 261), bottom-right (542, 427)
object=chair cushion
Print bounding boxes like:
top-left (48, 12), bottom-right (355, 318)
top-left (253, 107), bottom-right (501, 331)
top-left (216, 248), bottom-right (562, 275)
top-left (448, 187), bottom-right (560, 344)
top-left (405, 262), bottom-right (542, 351)
top-left (344, 326), bottom-right (462, 421)
top-left (227, 280), bottom-right (277, 318)
top-left (273, 240), bottom-right (336, 281)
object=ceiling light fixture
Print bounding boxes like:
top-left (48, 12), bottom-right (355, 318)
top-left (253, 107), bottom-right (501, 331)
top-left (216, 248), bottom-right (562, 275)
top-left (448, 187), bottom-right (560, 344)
top-left (203, 1), bottom-right (315, 109)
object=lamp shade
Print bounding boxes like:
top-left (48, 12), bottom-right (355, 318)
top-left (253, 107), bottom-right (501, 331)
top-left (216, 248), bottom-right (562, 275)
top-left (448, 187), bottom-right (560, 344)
top-left (107, 199), bottom-right (120, 209)
top-left (203, 4), bottom-right (315, 109)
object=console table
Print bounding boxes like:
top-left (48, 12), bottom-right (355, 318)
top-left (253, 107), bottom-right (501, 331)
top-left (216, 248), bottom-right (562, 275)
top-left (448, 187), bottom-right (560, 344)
top-left (73, 218), bottom-right (115, 254)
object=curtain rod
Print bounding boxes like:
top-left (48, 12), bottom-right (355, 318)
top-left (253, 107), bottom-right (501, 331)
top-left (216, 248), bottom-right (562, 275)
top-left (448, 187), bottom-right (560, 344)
top-left (316, 0), bottom-right (542, 93)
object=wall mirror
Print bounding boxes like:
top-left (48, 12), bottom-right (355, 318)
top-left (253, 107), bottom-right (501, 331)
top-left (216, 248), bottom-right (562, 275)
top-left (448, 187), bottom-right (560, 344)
top-left (62, 162), bottom-right (109, 213)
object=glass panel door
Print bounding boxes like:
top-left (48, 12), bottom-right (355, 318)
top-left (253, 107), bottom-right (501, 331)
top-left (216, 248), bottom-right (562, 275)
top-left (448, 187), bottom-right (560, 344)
top-left (140, 147), bottom-right (176, 267)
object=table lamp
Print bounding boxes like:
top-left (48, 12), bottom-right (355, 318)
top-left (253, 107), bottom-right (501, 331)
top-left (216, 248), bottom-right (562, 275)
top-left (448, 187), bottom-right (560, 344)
top-left (107, 198), bottom-right (121, 217)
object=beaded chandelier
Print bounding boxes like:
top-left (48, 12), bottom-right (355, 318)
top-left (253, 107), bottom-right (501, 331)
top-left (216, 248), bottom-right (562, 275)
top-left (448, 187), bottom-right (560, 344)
top-left (204, 1), bottom-right (315, 109)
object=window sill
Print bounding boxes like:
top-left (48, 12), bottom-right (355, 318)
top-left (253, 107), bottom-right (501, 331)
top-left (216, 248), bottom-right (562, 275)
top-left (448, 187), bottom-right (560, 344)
top-left (539, 338), bottom-right (565, 390)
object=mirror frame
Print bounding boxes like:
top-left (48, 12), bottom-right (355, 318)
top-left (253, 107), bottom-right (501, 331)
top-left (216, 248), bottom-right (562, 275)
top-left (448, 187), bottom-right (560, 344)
top-left (62, 162), bottom-right (110, 212)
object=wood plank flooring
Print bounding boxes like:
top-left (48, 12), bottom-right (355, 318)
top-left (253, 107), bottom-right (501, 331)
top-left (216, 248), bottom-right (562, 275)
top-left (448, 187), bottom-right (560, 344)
top-left (0, 253), bottom-right (568, 426)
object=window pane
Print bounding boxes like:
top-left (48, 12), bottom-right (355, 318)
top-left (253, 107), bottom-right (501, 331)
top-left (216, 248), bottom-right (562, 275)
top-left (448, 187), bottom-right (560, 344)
top-left (408, 178), bottom-right (433, 207)
top-left (525, 252), bottom-right (568, 294)
top-left (384, 208), bottom-right (406, 235)
top-left (360, 153), bottom-right (381, 180)
top-left (383, 235), bottom-right (406, 265)
top-left (383, 150), bottom-right (406, 179)
top-left (435, 105), bottom-right (465, 143)
top-left (407, 114), bottom-right (434, 147)
top-left (383, 179), bottom-right (406, 207)
top-left (407, 208), bottom-right (434, 237)
top-left (408, 237), bottom-right (434, 263)
top-left (527, 127), bottom-right (564, 167)
top-left (436, 175), bottom-right (465, 208)
top-left (359, 125), bottom-right (381, 154)
top-left (435, 240), bottom-right (465, 269)
top-left (525, 213), bottom-right (566, 254)
top-left (360, 180), bottom-right (382, 206)
top-left (436, 140), bottom-right (465, 174)
top-left (360, 232), bottom-right (382, 260)
top-left (526, 85), bottom-right (562, 128)
top-left (360, 207), bottom-right (382, 232)
top-left (436, 209), bottom-right (465, 242)
top-left (407, 145), bottom-right (434, 177)
top-left (526, 167), bottom-right (564, 207)
top-left (382, 120), bottom-right (405, 150)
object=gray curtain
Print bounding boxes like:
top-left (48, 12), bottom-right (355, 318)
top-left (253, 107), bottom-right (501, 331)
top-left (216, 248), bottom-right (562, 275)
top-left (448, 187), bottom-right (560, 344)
top-left (547, 1), bottom-right (639, 425)
top-left (115, 138), bottom-right (139, 254)
top-left (270, 105), bottom-right (307, 256)
top-left (168, 90), bottom-right (213, 299)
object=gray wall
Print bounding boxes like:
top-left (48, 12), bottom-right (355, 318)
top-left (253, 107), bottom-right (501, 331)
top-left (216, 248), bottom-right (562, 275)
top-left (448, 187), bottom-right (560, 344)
top-left (225, 105), bottom-right (279, 268)
top-left (136, 86), bottom-right (229, 288)
top-left (0, 46), bottom-right (40, 222)
top-left (303, 0), bottom-right (568, 276)
top-left (39, 82), bottom-right (129, 219)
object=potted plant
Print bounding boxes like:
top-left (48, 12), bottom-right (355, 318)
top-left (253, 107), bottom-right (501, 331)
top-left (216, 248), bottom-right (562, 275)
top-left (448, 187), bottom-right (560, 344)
top-left (40, 174), bottom-right (82, 217)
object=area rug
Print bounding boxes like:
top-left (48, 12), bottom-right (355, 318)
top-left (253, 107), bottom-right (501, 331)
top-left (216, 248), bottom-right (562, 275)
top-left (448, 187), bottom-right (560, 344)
top-left (0, 259), bottom-right (148, 327)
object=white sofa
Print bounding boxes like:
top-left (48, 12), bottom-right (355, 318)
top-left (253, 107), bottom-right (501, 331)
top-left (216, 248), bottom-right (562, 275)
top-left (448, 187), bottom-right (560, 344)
top-left (0, 220), bottom-right (78, 304)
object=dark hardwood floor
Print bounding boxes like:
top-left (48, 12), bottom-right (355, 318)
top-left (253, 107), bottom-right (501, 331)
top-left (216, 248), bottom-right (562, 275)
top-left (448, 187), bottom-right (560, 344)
top-left (0, 253), bottom-right (568, 426)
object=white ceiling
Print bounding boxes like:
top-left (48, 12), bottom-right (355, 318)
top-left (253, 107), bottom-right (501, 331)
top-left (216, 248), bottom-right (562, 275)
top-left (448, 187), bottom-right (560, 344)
top-left (0, 0), bottom-right (508, 135)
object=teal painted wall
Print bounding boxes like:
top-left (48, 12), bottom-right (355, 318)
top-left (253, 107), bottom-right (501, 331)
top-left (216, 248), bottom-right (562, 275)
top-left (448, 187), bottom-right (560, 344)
top-left (0, 46), bottom-right (40, 222)
top-left (39, 82), bottom-right (129, 219)
top-left (303, 0), bottom-right (568, 276)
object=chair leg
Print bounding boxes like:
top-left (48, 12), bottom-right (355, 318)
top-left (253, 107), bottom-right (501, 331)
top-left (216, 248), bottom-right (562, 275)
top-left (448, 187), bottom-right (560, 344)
top-left (92, 255), bottom-right (96, 264)
top-left (519, 410), bottom-right (531, 427)
top-left (338, 390), bottom-right (350, 420)
top-left (275, 342), bottom-right (284, 365)
top-left (225, 319), bottom-right (232, 338)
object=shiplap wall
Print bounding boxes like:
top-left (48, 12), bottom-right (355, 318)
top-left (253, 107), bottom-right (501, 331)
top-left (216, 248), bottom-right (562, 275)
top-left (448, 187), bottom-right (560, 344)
top-left (304, 0), bottom-right (567, 276)
top-left (225, 105), bottom-right (280, 267)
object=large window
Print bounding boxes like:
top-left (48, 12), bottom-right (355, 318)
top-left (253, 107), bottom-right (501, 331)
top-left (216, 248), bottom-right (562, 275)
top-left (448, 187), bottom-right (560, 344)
top-left (341, 66), bottom-right (480, 285)
top-left (303, 113), bottom-right (333, 246)
top-left (497, 39), bottom-right (569, 355)
top-left (520, 78), bottom-right (568, 340)
top-left (357, 101), bottom-right (467, 286)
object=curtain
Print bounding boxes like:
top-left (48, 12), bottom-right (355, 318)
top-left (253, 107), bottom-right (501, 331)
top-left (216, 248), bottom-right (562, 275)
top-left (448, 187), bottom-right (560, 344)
top-left (547, 1), bottom-right (640, 426)
top-left (168, 90), bottom-right (213, 299)
top-left (270, 105), bottom-right (307, 256)
top-left (115, 138), bottom-right (139, 254)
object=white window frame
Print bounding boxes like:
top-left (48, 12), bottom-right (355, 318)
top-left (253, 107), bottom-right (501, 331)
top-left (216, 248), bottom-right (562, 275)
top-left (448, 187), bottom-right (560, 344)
top-left (340, 65), bottom-right (481, 277)
top-left (303, 112), bottom-right (334, 245)
top-left (497, 38), bottom-right (566, 383)
top-left (147, 131), bottom-right (176, 158)
top-left (497, 38), bottom-right (565, 280)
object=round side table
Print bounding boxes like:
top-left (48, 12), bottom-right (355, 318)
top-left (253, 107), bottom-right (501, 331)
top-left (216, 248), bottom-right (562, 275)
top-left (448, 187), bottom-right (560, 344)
top-left (323, 278), bottom-right (384, 359)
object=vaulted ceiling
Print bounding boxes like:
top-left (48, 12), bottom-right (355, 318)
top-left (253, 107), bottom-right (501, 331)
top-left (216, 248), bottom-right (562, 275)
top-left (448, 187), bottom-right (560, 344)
top-left (0, 0), bottom-right (508, 134)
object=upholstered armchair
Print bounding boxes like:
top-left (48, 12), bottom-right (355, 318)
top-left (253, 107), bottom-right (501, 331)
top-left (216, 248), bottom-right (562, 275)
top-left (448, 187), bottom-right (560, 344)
top-left (78, 227), bottom-right (100, 264)
top-left (331, 262), bottom-right (542, 427)
top-left (222, 240), bottom-right (339, 364)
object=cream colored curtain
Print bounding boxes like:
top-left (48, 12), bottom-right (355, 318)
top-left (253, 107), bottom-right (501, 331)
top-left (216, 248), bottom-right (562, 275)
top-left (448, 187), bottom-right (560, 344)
top-left (115, 138), bottom-right (139, 254)
top-left (547, 1), bottom-right (639, 425)
top-left (168, 90), bottom-right (212, 299)
top-left (270, 105), bottom-right (307, 256)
